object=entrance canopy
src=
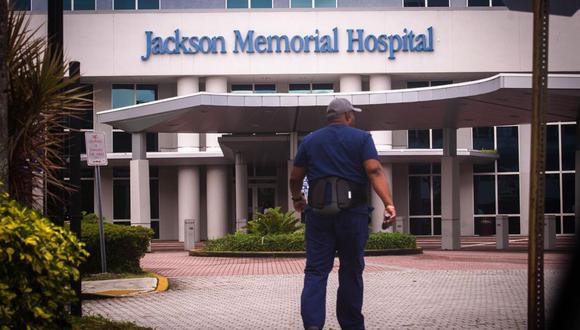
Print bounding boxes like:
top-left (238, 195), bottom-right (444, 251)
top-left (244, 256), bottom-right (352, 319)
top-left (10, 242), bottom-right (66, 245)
top-left (97, 74), bottom-right (580, 133)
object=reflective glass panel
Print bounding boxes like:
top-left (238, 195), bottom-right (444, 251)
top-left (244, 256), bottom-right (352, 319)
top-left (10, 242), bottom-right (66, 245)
top-left (75, 0), bottom-right (95, 10)
top-left (509, 216), bottom-right (521, 234)
top-left (430, 81), bottom-right (453, 86)
top-left (231, 84), bottom-right (253, 93)
top-left (433, 218), bottom-right (442, 235)
top-left (291, 0), bottom-right (312, 7)
top-left (473, 127), bottom-right (494, 150)
top-left (114, 0), bottom-right (135, 9)
top-left (410, 218), bottom-right (431, 235)
top-left (561, 124), bottom-right (576, 171)
top-left (497, 175), bottom-right (519, 214)
top-left (314, 0), bottom-right (335, 7)
top-left (544, 174), bottom-right (560, 213)
top-left (562, 173), bottom-right (574, 213)
top-left (64, 0), bottom-right (72, 10)
top-left (81, 180), bottom-right (94, 213)
top-left (289, 83), bottom-right (311, 93)
top-left (113, 179), bottom-right (131, 219)
top-left (113, 132), bottom-right (132, 153)
top-left (138, 0), bottom-right (158, 9)
top-left (474, 217), bottom-right (496, 235)
top-left (409, 176), bottom-right (431, 215)
top-left (409, 164), bottom-right (430, 175)
top-left (112, 84), bottom-right (135, 108)
top-left (546, 125), bottom-right (559, 171)
top-left (433, 176), bottom-right (441, 215)
top-left (254, 84), bottom-right (276, 93)
top-left (227, 0), bottom-right (248, 8)
top-left (432, 129), bottom-right (443, 149)
top-left (312, 83), bottom-right (334, 93)
top-left (12, 0), bottom-right (30, 10)
top-left (563, 216), bottom-right (575, 234)
top-left (251, 0), bottom-right (272, 7)
top-left (468, 0), bottom-right (489, 6)
top-left (150, 178), bottom-right (159, 219)
top-left (408, 130), bottom-right (430, 148)
top-left (146, 132), bottom-right (158, 152)
top-left (407, 81), bottom-right (429, 88)
top-left (404, 0), bottom-right (425, 7)
top-left (491, 0), bottom-right (505, 5)
top-left (136, 85), bottom-right (157, 104)
top-left (474, 175), bottom-right (495, 214)
top-left (496, 126), bottom-right (518, 172)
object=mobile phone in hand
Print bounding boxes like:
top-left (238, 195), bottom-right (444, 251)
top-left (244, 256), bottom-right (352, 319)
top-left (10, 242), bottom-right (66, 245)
top-left (382, 211), bottom-right (393, 230)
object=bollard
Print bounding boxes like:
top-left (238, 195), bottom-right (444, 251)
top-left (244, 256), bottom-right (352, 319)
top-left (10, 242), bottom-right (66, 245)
top-left (544, 215), bottom-right (556, 250)
top-left (395, 216), bottom-right (409, 234)
top-left (496, 215), bottom-right (509, 250)
top-left (184, 219), bottom-right (196, 251)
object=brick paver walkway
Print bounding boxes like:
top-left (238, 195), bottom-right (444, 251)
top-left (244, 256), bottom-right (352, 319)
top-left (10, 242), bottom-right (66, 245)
top-left (83, 250), bottom-right (572, 329)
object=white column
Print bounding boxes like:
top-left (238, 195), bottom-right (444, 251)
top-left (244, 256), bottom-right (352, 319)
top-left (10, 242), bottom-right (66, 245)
top-left (205, 77), bottom-right (228, 151)
top-left (177, 77), bottom-right (199, 152)
top-left (339, 74), bottom-right (362, 93)
top-left (371, 163), bottom-right (393, 232)
top-left (441, 128), bottom-right (461, 250)
top-left (178, 167), bottom-right (200, 242)
top-left (235, 153), bottom-right (248, 231)
top-left (207, 165), bottom-right (229, 239)
top-left (519, 124), bottom-right (531, 235)
top-left (369, 74), bottom-right (393, 149)
top-left (130, 133), bottom-right (150, 228)
top-left (177, 77), bottom-right (201, 242)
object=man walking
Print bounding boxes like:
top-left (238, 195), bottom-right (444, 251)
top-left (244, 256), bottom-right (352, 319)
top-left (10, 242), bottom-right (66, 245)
top-left (289, 98), bottom-right (396, 330)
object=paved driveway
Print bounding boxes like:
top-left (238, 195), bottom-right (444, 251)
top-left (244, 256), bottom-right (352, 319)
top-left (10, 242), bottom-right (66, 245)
top-left (83, 251), bottom-right (570, 329)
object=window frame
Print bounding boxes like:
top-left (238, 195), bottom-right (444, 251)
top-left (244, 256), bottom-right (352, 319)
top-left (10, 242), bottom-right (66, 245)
top-left (66, 0), bottom-right (96, 11)
top-left (226, 0), bottom-right (274, 8)
top-left (231, 83), bottom-right (277, 94)
top-left (12, 0), bottom-right (31, 11)
top-left (466, 0), bottom-right (505, 7)
top-left (408, 163), bottom-right (442, 236)
top-left (402, 0), bottom-right (450, 7)
top-left (113, 0), bottom-right (160, 10)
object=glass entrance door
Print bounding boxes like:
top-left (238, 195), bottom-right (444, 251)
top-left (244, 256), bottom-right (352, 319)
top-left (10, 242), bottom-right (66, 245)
top-left (248, 184), bottom-right (276, 221)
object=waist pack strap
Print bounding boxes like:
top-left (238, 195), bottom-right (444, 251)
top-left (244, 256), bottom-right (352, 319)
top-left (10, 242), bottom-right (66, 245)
top-left (308, 177), bottom-right (367, 213)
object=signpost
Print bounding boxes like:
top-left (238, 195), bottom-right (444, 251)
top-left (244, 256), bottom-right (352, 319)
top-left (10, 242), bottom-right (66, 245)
top-left (85, 131), bottom-right (108, 273)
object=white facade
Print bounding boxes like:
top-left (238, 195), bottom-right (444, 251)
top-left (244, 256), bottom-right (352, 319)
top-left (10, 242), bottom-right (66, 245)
top-left (27, 6), bottom-right (580, 243)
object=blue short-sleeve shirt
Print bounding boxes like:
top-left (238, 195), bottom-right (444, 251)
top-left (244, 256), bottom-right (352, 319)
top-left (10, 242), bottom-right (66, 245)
top-left (293, 124), bottom-right (378, 213)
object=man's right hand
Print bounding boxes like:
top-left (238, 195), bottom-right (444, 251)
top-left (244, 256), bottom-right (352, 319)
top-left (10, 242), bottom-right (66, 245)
top-left (293, 196), bottom-right (306, 213)
top-left (382, 205), bottom-right (397, 229)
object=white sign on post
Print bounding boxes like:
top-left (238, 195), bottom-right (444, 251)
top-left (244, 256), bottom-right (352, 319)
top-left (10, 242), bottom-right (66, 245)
top-left (85, 132), bottom-right (108, 166)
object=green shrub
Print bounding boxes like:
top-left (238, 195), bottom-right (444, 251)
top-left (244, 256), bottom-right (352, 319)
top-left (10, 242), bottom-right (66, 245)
top-left (80, 215), bottom-right (153, 274)
top-left (0, 191), bottom-right (89, 329)
top-left (246, 207), bottom-right (303, 235)
top-left (203, 231), bottom-right (416, 252)
top-left (367, 232), bottom-right (417, 250)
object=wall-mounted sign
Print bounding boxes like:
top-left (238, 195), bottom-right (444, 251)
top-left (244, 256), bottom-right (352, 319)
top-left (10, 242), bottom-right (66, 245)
top-left (141, 26), bottom-right (434, 61)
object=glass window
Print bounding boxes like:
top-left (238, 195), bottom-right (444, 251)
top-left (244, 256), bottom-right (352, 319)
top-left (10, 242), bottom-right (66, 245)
top-left (468, 0), bottom-right (490, 6)
top-left (227, 0), bottom-right (248, 8)
top-left (474, 217), bottom-right (496, 235)
top-left (146, 132), bottom-right (158, 152)
top-left (432, 163), bottom-right (441, 174)
top-left (432, 129), bottom-right (443, 149)
top-left (113, 132), bottom-right (132, 153)
top-left (312, 83), bottom-right (334, 93)
top-left (563, 216), bottom-right (575, 234)
top-left (407, 81), bottom-right (429, 89)
top-left (496, 126), bottom-right (518, 172)
top-left (561, 124), bottom-right (576, 171)
top-left (75, 0), bottom-right (95, 10)
top-left (404, 0), bottom-right (425, 7)
top-left (409, 176), bottom-right (431, 215)
top-left (231, 84), bottom-right (253, 93)
top-left (114, 0), bottom-right (135, 9)
top-left (289, 83), bottom-right (311, 93)
top-left (150, 178), bottom-right (159, 219)
top-left (410, 218), bottom-right (431, 235)
top-left (64, 0), bottom-right (72, 10)
top-left (12, 0), bottom-right (30, 10)
top-left (428, 0), bottom-right (449, 7)
top-left (79, 85), bottom-right (94, 130)
top-left (430, 81), bottom-right (453, 86)
top-left (497, 175), bottom-right (519, 214)
top-left (254, 84), bottom-right (276, 93)
top-left (562, 173), bottom-right (575, 214)
top-left (546, 125), bottom-right (560, 171)
top-left (291, 0), bottom-right (312, 7)
top-left (474, 175), bottom-right (495, 214)
top-left (409, 164), bottom-right (431, 175)
top-left (545, 174), bottom-right (560, 213)
top-left (491, 0), bottom-right (505, 6)
top-left (112, 84), bottom-right (135, 108)
top-left (433, 176), bottom-right (441, 215)
top-left (251, 0), bottom-right (272, 8)
top-left (136, 85), bottom-right (157, 104)
top-left (473, 127), bottom-right (494, 150)
top-left (408, 130), bottom-right (429, 148)
top-left (509, 216), bottom-right (521, 235)
top-left (433, 218), bottom-right (442, 235)
top-left (138, 0), bottom-right (158, 9)
top-left (113, 178), bottom-right (130, 219)
top-left (314, 0), bottom-right (335, 7)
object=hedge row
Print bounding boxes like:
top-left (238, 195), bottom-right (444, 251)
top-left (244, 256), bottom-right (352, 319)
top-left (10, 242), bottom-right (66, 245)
top-left (203, 231), bottom-right (416, 252)
top-left (80, 219), bottom-right (153, 274)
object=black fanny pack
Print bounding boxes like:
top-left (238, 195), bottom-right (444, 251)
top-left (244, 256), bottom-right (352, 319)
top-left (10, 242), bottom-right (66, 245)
top-left (308, 176), bottom-right (367, 216)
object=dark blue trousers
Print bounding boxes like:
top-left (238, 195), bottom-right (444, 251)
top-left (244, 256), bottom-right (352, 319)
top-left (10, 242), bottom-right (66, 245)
top-left (301, 211), bottom-right (369, 330)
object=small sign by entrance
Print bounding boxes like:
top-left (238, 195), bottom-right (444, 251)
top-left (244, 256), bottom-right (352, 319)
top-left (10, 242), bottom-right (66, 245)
top-left (85, 131), bottom-right (108, 166)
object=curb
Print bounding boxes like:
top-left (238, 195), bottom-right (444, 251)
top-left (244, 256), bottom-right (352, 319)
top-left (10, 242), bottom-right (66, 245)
top-left (82, 272), bottom-right (169, 299)
top-left (188, 247), bottom-right (423, 258)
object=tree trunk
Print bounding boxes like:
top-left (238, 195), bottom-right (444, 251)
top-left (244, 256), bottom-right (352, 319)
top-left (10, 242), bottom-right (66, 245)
top-left (0, 1), bottom-right (9, 191)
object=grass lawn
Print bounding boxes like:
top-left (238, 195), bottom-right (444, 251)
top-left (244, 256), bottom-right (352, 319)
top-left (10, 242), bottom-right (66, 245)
top-left (82, 272), bottom-right (157, 281)
top-left (71, 315), bottom-right (152, 330)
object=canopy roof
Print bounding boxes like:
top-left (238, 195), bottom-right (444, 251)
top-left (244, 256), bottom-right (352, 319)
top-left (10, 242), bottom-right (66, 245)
top-left (97, 74), bottom-right (580, 133)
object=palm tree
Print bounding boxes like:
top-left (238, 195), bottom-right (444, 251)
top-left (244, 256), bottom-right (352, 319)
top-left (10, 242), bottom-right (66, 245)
top-left (0, 1), bottom-right (9, 190)
top-left (5, 9), bottom-right (90, 209)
